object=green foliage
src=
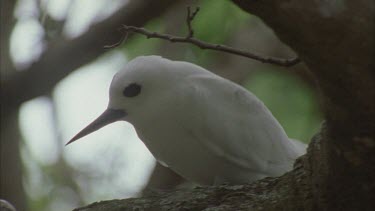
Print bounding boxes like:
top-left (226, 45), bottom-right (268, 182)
top-left (188, 0), bottom-right (251, 65)
top-left (244, 71), bottom-right (322, 143)
top-left (191, 0), bottom-right (250, 44)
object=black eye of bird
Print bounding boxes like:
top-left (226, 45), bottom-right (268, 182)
top-left (123, 83), bottom-right (142, 97)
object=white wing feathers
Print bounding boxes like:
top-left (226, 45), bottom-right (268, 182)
top-left (182, 74), bottom-right (304, 176)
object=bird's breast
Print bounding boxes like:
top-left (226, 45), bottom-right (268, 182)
top-left (132, 119), bottom-right (226, 185)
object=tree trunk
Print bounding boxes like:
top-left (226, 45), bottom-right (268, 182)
top-left (73, 1), bottom-right (375, 210)
top-left (231, 0), bottom-right (375, 209)
top-left (0, 108), bottom-right (26, 211)
top-left (0, 1), bottom-right (27, 210)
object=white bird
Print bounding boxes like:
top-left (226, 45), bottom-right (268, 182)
top-left (67, 55), bottom-right (306, 185)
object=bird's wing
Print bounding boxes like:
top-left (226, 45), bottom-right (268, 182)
top-left (181, 74), bottom-right (300, 175)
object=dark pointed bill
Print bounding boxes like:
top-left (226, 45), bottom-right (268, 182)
top-left (66, 109), bottom-right (127, 146)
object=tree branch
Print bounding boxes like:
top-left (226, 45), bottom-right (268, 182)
top-left (109, 7), bottom-right (300, 67)
top-left (72, 133), bottom-right (323, 211)
top-left (231, 0), bottom-right (375, 210)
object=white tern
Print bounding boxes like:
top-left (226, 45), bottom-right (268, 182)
top-left (67, 55), bottom-right (306, 185)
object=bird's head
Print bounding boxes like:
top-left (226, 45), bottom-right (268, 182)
top-left (66, 55), bottom-right (191, 145)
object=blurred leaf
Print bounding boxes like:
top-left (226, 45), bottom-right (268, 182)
top-left (244, 70), bottom-right (322, 143)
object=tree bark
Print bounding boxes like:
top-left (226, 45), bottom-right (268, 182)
top-left (231, 0), bottom-right (375, 210)
top-left (73, 0), bottom-right (375, 210)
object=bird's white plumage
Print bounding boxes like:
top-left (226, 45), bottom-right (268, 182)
top-left (107, 55), bottom-right (306, 185)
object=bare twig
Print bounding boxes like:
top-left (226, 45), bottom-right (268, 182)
top-left (186, 6), bottom-right (200, 38)
top-left (114, 7), bottom-right (301, 67)
top-left (104, 31), bottom-right (128, 49)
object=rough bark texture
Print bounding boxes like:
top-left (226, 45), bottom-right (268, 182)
top-left (231, 1), bottom-right (375, 210)
top-left (73, 138), bottom-right (314, 211)
top-left (73, 0), bottom-right (375, 210)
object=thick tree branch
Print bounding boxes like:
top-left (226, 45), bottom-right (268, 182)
top-left (2, 0), bottom-right (180, 108)
top-left (73, 133), bottom-right (323, 211)
top-left (231, 0), bottom-right (375, 210)
top-left (110, 7), bottom-right (300, 67)
top-left (232, 0), bottom-right (375, 131)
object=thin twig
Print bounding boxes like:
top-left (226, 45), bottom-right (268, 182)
top-left (104, 31), bottom-right (129, 49)
top-left (121, 26), bottom-right (300, 67)
top-left (108, 7), bottom-right (301, 67)
top-left (186, 6), bottom-right (200, 38)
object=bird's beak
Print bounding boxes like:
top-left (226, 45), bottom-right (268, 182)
top-left (66, 109), bottom-right (127, 146)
